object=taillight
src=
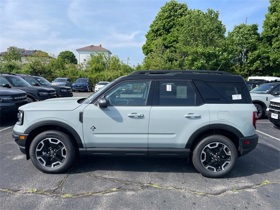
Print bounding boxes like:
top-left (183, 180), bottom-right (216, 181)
top-left (253, 111), bottom-right (257, 128)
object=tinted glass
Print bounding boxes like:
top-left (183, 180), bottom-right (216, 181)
top-left (105, 80), bottom-right (151, 106)
top-left (156, 80), bottom-right (196, 106)
top-left (194, 81), bottom-right (247, 103)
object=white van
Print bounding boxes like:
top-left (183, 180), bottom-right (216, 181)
top-left (248, 76), bottom-right (280, 82)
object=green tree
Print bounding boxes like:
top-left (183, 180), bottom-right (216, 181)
top-left (57, 51), bottom-right (78, 64)
top-left (225, 24), bottom-right (260, 76)
top-left (177, 9), bottom-right (226, 70)
top-left (142, 0), bottom-right (188, 57)
top-left (259, 0), bottom-right (280, 75)
top-left (2, 46), bottom-right (22, 61)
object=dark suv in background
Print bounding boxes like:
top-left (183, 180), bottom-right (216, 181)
top-left (0, 74), bottom-right (56, 103)
top-left (72, 78), bottom-right (93, 92)
top-left (0, 87), bottom-right (28, 120)
top-left (17, 74), bottom-right (73, 97)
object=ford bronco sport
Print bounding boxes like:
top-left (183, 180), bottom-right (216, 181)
top-left (13, 70), bottom-right (258, 178)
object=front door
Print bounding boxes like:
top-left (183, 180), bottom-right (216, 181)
top-left (83, 80), bottom-right (152, 148)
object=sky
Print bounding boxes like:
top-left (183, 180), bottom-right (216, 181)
top-left (0, 0), bottom-right (270, 67)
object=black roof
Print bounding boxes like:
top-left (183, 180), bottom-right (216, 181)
top-left (126, 70), bottom-right (244, 82)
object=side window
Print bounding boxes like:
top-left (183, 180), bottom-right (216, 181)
top-left (194, 81), bottom-right (247, 103)
top-left (157, 80), bottom-right (196, 106)
top-left (105, 80), bottom-right (151, 106)
top-left (272, 85), bottom-right (280, 96)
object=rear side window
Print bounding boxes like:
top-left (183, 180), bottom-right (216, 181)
top-left (194, 81), bottom-right (247, 103)
top-left (154, 80), bottom-right (199, 106)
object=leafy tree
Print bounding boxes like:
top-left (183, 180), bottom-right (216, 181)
top-left (177, 9), bottom-right (226, 70)
top-left (259, 0), bottom-right (280, 76)
top-left (0, 60), bottom-right (22, 73)
top-left (225, 24), bottom-right (260, 76)
top-left (57, 51), bottom-right (77, 64)
top-left (2, 46), bottom-right (22, 61)
top-left (142, 0), bottom-right (188, 57)
top-left (86, 53), bottom-right (107, 73)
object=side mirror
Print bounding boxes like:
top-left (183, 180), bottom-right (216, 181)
top-left (272, 91), bottom-right (279, 96)
top-left (2, 83), bottom-right (11, 88)
top-left (98, 98), bottom-right (107, 108)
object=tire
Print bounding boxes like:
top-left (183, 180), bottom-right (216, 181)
top-left (192, 135), bottom-right (238, 178)
top-left (254, 103), bottom-right (265, 119)
top-left (29, 130), bottom-right (76, 173)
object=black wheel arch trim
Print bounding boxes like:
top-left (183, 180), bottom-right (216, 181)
top-left (24, 120), bottom-right (84, 148)
top-left (186, 124), bottom-right (244, 149)
top-left (252, 100), bottom-right (267, 108)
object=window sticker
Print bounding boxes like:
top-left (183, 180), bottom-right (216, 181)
top-left (232, 94), bottom-right (242, 100)
top-left (166, 84), bottom-right (172, 91)
top-left (177, 86), bottom-right (187, 98)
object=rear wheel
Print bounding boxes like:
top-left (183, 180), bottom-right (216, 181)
top-left (192, 135), bottom-right (237, 178)
top-left (254, 103), bottom-right (265, 119)
top-left (29, 130), bottom-right (76, 173)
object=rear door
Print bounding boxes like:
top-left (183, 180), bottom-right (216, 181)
top-left (148, 80), bottom-right (209, 149)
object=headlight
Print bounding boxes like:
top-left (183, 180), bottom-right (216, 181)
top-left (17, 110), bottom-right (24, 125)
top-left (38, 91), bottom-right (48, 96)
top-left (0, 96), bottom-right (13, 102)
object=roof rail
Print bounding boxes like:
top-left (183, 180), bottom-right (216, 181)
top-left (130, 70), bottom-right (232, 76)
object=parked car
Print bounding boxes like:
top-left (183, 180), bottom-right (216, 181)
top-left (266, 97), bottom-right (280, 128)
top-left (0, 87), bottom-right (28, 120)
top-left (250, 82), bottom-right (280, 119)
top-left (94, 81), bottom-right (110, 92)
top-left (0, 74), bottom-right (57, 103)
top-left (51, 77), bottom-right (72, 87)
top-left (248, 76), bottom-right (280, 82)
top-left (72, 78), bottom-right (93, 92)
top-left (246, 81), bottom-right (263, 91)
top-left (13, 70), bottom-right (258, 178)
top-left (17, 74), bottom-right (73, 97)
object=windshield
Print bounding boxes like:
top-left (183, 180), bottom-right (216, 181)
top-left (35, 77), bottom-right (51, 85)
top-left (98, 82), bottom-right (109, 85)
top-left (23, 76), bottom-right (40, 86)
top-left (76, 78), bottom-right (88, 83)
top-left (250, 83), bottom-right (276, 94)
top-left (5, 76), bottom-right (32, 87)
top-left (54, 78), bottom-right (67, 82)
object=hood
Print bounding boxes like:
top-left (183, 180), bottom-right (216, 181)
top-left (19, 97), bottom-right (84, 111)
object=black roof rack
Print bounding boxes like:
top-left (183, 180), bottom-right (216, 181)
top-left (130, 70), bottom-right (232, 76)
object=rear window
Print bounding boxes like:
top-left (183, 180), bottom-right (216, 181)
top-left (194, 81), bottom-right (248, 103)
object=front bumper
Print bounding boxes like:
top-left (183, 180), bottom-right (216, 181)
top-left (239, 134), bottom-right (259, 156)
top-left (267, 109), bottom-right (280, 127)
top-left (13, 130), bottom-right (28, 154)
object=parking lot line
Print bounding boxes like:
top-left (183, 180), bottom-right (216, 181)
top-left (0, 126), bottom-right (12, 132)
top-left (256, 130), bottom-right (280, 141)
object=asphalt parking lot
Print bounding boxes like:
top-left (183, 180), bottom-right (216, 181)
top-left (0, 92), bottom-right (279, 210)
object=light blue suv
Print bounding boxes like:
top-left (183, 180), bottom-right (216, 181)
top-left (13, 70), bottom-right (258, 178)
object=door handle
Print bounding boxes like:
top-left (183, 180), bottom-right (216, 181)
top-left (185, 113), bottom-right (201, 119)
top-left (128, 113), bottom-right (144, 118)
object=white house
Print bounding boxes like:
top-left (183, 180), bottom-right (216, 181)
top-left (76, 44), bottom-right (112, 65)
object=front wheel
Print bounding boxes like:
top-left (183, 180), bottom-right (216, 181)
top-left (29, 130), bottom-right (76, 173)
top-left (192, 135), bottom-right (237, 178)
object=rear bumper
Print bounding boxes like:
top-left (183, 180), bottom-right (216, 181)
top-left (239, 134), bottom-right (259, 156)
